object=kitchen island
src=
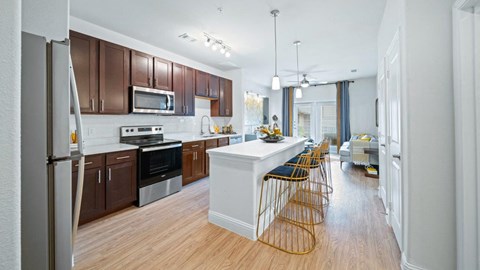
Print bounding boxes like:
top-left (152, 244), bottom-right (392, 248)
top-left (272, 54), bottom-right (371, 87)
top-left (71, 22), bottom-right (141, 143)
top-left (206, 136), bottom-right (308, 240)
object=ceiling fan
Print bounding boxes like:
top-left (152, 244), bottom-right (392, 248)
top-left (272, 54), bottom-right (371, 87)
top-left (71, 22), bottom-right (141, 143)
top-left (287, 74), bottom-right (326, 87)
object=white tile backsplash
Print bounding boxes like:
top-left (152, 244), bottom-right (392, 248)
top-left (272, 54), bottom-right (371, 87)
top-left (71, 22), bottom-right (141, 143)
top-left (71, 99), bottom-right (236, 146)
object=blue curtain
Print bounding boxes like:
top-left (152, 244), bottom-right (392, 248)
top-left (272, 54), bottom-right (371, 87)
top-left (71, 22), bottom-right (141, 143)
top-left (338, 81), bottom-right (351, 147)
top-left (282, 87), bottom-right (293, 136)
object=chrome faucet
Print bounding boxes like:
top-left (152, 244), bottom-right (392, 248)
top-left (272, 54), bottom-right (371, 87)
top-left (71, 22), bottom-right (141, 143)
top-left (200, 115), bottom-right (212, 135)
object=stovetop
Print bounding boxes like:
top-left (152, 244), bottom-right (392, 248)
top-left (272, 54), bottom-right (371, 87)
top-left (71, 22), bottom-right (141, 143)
top-left (120, 125), bottom-right (182, 148)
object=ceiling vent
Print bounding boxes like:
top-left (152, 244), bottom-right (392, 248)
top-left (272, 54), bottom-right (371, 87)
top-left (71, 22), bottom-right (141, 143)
top-left (178, 33), bottom-right (197, 43)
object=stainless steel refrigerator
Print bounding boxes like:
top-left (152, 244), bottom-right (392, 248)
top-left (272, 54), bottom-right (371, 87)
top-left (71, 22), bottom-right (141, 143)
top-left (21, 31), bottom-right (85, 270)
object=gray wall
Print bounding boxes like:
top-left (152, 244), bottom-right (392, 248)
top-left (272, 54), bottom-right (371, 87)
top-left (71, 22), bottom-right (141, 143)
top-left (349, 77), bottom-right (378, 135)
top-left (378, 0), bottom-right (456, 269)
top-left (0, 1), bottom-right (22, 269)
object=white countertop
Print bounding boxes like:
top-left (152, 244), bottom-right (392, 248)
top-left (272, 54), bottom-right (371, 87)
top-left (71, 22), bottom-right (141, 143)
top-left (165, 133), bottom-right (242, 143)
top-left (71, 143), bottom-right (139, 156)
top-left (206, 137), bottom-right (308, 161)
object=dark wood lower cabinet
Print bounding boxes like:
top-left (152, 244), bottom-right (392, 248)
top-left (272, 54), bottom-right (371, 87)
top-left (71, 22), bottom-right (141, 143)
top-left (72, 150), bottom-right (137, 225)
top-left (106, 161), bottom-right (137, 210)
top-left (183, 138), bottom-right (230, 186)
top-left (72, 167), bottom-right (105, 224)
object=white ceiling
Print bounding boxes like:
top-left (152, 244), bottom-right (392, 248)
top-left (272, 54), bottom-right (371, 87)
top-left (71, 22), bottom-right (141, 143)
top-left (71, 0), bottom-right (385, 89)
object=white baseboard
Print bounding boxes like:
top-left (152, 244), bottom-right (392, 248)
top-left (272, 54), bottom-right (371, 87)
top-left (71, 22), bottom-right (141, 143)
top-left (401, 253), bottom-right (427, 270)
top-left (208, 210), bottom-right (256, 240)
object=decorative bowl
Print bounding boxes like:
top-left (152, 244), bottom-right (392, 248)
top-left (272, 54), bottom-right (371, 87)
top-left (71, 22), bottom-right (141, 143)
top-left (260, 136), bottom-right (285, 143)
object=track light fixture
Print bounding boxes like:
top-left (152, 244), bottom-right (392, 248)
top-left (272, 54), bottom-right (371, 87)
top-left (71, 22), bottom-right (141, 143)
top-left (203, 33), bottom-right (232, 58)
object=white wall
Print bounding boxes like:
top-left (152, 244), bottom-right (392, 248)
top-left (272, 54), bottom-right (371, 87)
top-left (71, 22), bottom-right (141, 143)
top-left (69, 17), bottom-right (241, 143)
top-left (349, 77), bottom-right (378, 135)
top-left (296, 84), bottom-right (337, 103)
top-left (0, 1), bottom-right (21, 269)
top-left (378, 0), bottom-right (457, 269)
top-left (22, 0), bottom-right (69, 41)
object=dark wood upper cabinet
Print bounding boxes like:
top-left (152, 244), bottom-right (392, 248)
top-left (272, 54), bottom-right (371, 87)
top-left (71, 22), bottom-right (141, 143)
top-left (99, 41), bottom-right (130, 114)
top-left (209, 75), bottom-right (220, 98)
top-left (173, 63), bottom-right (185, 115)
top-left (184, 66), bottom-right (195, 116)
top-left (224, 79), bottom-right (233, 116)
top-left (173, 63), bottom-right (196, 116)
top-left (211, 78), bottom-right (233, 117)
top-left (70, 31), bottom-right (98, 113)
top-left (153, 57), bottom-right (172, 90)
top-left (195, 70), bottom-right (209, 97)
top-left (131, 50), bottom-right (154, 87)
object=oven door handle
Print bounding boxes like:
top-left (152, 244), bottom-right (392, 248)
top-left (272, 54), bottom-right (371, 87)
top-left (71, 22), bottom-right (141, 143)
top-left (141, 144), bottom-right (182, 152)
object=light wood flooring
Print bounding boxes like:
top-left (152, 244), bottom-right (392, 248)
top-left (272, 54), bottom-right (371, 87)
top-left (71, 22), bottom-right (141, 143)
top-left (74, 157), bottom-right (401, 270)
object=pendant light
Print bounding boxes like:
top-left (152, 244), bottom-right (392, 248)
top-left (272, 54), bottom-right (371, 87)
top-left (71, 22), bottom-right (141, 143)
top-left (271, 10), bottom-right (281, 90)
top-left (294, 41), bottom-right (303, 98)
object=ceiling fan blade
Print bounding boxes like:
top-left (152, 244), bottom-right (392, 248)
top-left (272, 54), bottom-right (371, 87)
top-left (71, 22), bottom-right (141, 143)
top-left (302, 64), bottom-right (319, 73)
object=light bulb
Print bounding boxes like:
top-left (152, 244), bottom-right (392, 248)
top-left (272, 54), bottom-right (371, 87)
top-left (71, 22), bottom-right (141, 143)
top-left (225, 51), bottom-right (231, 58)
top-left (272, 76), bottom-right (280, 90)
top-left (295, 87), bottom-right (303, 98)
top-left (220, 47), bottom-right (226, 54)
top-left (211, 43), bottom-right (218, 51)
top-left (204, 38), bottom-right (211, 47)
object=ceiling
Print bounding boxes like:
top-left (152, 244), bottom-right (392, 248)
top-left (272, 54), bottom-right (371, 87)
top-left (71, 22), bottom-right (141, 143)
top-left (71, 0), bottom-right (386, 89)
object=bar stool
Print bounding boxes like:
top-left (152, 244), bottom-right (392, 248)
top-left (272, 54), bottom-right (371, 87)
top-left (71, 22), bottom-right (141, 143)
top-left (285, 148), bottom-right (325, 224)
top-left (319, 139), bottom-right (333, 198)
top-left (256, 153), bottom-right (316, 254)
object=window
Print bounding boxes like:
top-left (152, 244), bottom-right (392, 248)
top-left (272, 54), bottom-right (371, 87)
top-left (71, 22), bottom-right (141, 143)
top-left (294, 102), bottom-right (337, 151)
top-left (244, 92), bottom-right (269, 134)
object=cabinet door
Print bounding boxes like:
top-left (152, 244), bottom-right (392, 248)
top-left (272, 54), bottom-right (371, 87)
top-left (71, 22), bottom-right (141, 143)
top-left (193, 150), bottom-right (206, 178)
top-left (70, 31), bottom-right (98, 113)
top-left (195, 70), bottom-right (209, 97)
top-left (209, 75), bottom-right (219, 98)
top-left (131, 50), bottom-right (153, 87)
top-left (224, 79), bottom-right (233, 116)
top-left (106, 161), bottom-right (137, 210)
top-left (184, 66), bottom-right (196, 116)
top-left (72, 167), bottom-right (105, 224)
top-left (173, 63), bottom-right (185, 115)
top-left (153, 57), bottom-right (172, 90)
top-left (182, 151), bottom-right (194, 185)
top-left (99, 41), bottom-right (130, 114)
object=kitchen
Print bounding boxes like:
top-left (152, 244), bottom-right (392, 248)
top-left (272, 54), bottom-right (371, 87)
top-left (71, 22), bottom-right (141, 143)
top-left (7, 0), bottom-right (410, 269)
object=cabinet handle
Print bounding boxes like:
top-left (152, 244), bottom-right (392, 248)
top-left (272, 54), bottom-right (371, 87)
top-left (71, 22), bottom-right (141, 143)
top-left (91, 99), bottom-right (95, 111)
top-left (75, 161), bottom-right (92, 167)
top-left (101, 100), bottom-right (105, 112)
top-left (154, 78), bottom-right (158, 87)
top-left (97, 170), bottom-right (101, 184)
top-left (393, 154), bottom-right (401, 160)
top-left (108, 168), bottom-right (112, 181)
top-left (116, 155), bottom-right (130, 160)
top-left (148, 77), bottom-right (151, 86)
top-left (194, 152), bottom-right (197, 160)
top-left (192, 145), bottom-right (199, 148)
top-left (185, 106), bottom-right (188, 115)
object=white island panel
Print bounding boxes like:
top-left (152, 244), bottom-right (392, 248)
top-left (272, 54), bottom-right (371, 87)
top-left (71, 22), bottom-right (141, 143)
top-left (206, 137), bottom-right (308, 240)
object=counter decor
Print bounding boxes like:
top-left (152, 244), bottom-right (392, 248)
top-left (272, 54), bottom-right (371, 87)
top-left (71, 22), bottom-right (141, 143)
top-left (259, 126), bottom-right (284, 143)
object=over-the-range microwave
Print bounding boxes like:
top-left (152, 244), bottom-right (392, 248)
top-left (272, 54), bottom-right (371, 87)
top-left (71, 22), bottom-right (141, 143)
top-left (131, 86), bottom-right (175, 114)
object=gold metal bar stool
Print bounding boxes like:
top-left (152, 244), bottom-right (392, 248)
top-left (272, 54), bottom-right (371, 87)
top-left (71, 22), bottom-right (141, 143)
top-left (318, 139), bottom-right (333, 198)
top-left (256, 154), bottom-right (316, 254)
top-left (285, 149), bottom-right (325, 224)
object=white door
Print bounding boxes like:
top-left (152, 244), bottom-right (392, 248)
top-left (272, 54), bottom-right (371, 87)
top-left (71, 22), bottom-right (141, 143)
top-left (386, 32), bottom-right (402, 249)
top-left (377, 58), bottom-right (389, 214)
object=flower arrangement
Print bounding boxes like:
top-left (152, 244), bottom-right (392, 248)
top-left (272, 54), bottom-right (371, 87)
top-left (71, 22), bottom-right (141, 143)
top-left (258, 125), bottom-right (284, 142)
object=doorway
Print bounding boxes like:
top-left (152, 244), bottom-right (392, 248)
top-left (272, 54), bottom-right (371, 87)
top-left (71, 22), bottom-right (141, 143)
top-left (293, 101), bottom-right (337, 152)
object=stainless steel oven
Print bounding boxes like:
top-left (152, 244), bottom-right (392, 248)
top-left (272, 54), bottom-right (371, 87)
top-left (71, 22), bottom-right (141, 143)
top-left (139, 143), bottom-right (182, 188)
top-left (120, 126), bottom-right (182, 206)
top-left (131, 86), bottom-right (175, 114)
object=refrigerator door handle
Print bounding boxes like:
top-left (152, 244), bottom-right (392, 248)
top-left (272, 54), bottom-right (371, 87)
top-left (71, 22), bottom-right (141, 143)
top-left (69, 55), bottom-right (84, 156)
top-left (69, 54), bottom-right (86, 256)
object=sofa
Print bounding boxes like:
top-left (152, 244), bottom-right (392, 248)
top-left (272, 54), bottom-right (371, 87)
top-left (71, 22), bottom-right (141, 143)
top-left (340, 134), bottom-right (379, 168)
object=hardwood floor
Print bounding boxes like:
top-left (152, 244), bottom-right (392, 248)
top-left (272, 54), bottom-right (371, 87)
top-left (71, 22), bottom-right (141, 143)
top-left (74, 157), bottom-right (401, 270)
